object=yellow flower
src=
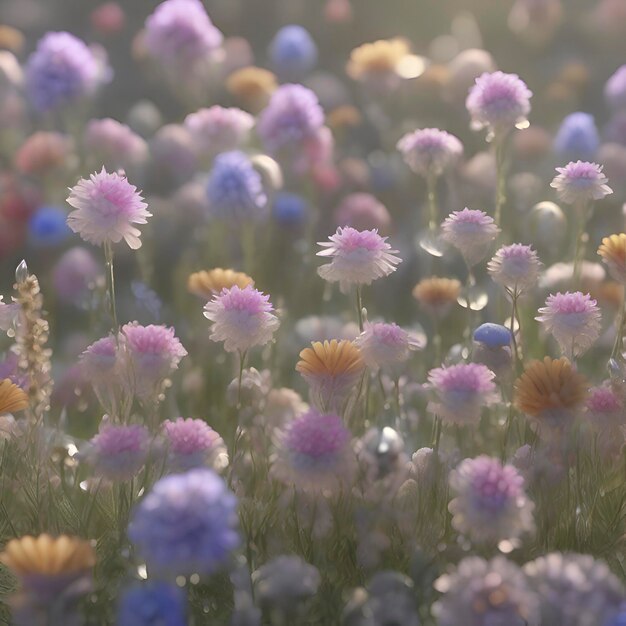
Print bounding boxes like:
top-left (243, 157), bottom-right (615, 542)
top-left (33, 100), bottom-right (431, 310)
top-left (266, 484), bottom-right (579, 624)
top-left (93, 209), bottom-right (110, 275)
top-left (598, 233), bottom-right (626, 284)
top-left (347, 38), bottom-right (410, 80)
top-left (412, 277), bottom-right (461, 317)
top-left (188, 268), bottom-right (254, 300)
top-left (0, 378), bottom-right (28, 415)
top-left (226, 67), bottom-right (277, 111)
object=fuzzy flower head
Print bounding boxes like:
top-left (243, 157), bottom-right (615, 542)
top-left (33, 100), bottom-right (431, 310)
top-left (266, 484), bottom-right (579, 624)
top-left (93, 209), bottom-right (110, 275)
top-left (550, 161), bottom-right (613, 204)
top-left (66, 168), bottom-right (151, 250)
top-left (427, 363), bottom-right (498, 425)
top-left (441, 208), bottom-right (500, 267)
top-left (412, 277), bottom-right (461, 317)
top-left (598, 234), bottom-right (626, 284)
top-left (206, 151), bottom-right (268, 222)
top-left (83, 118), bottom-right (148, 172)
top-left (296, 340), bottom-right (365, 412)
top-left (122, 323), bottom-right (187, 400)
top-left (144, 0), bottom-right (223, 73)
top-left (203, 285), bottom-right (279, 354)
top-left (347, 38), bottom-right (411, 90)
top-left (162, 418), bottom-right (227, 472)
top-left (317, 227), bottom-right (401, 292)
top-left (52, 247), bottom-right (101, 305)
top-left (269, 25), bottom-right (318, 80)
top-left (586, 385), bottom-right (625, 432)
top-left (536, 292), bottom-right (601, 358)
top-left (466, 71), bottom-right (533, 135)
top-left (80, 335), bottom-right (119, 384)
top-left (448, 455), bottom-right (534, 545)
top-left (84, 424), bottom-right (150, 482)
top-left (488, 243), bottom-right (542, 294)
top-left (554, 112), bottom-right (599, 161)
top-left (271, 408), bottom-right (356, 494)
top-left (184, 106), bottom-right (254, 160)
top-left (128, 468), bottom-right (240, 577)
top-left (433, 556), bottom-right (540, 626)
top-left (354, 322), bottom-right (422, 370)
top-left (334, 193), bottom-right (391, 233)
top-left (257, 84), bottom-right (324, 155)
top-left (118, 582), bottom-right (186, 626)
top-left (187, 268), bottom-right (254, 300)
top-left (25, 32), bottom-right (104, 112)
top-left (397, 128), bottom-right (463, 178)
top-left (524, 553), bottom-right (625, 626)
top-left (514, 357), bottom-right (588, 435)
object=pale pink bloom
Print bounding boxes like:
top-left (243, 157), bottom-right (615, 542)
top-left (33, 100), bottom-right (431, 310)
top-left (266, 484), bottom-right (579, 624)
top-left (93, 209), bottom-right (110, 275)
top-left (550, 161), bottom-right (613, 204)
top-left (536, 292), bottom-right (601, 358)
top-left (162, 417), bottom-right (228, 471)
top-left (397, 128), bottom-right (463, 177)
top-left (317, 227), bottom-right (401, 292)
top-left (354, 322), bottom-right (422, 370)
top-left (441, 208), bottom-right (500, 266)
top-left (586, 385), bottom-right (625, 456)
top-left (488, 243), bottom-right (542, 293)
top-left (67, 168), bottom-right (152, 249)
top-left (203, 285), bottom-right (279, 353)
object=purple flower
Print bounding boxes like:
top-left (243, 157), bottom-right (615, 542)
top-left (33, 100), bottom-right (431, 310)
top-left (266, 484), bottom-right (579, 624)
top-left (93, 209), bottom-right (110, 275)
top-left (317, 227), bottom-right (401, 292)
top-left (80, 335), bottom-right (119, 382)
top-left (433, 556), bottom-right (540, 626)
top-left (466, 71), bottom-right (532, 135)
top-left (83, 118), bottom-right (148, 171)
top-left (427, 363), bottom-right (498, 425)
top-left (586, 384), bottom-right (624, 431)
top-left (488, 243), bottom-right (542, 293)
top-left (536, 292), bottom-right (601, 358)
top-left (118, 582), bottom-right (186, 626)
top-left (397, 128), bottom-right (463, 177)
top-left (354, 322), bottom-right (422, 370)
top-left (84, 423), bottom-right (150, 481)
top-left (550, 161), bottom-right (613, 204)
top-left (206, 151), bottom-right (268, 222)
top-left (605, 65), bottom-right (626, 111)
top-left (67, 168), bottom-right (151, 250)
top-left (441, 208), bottom-right (500, 266)
top-left (184, 106), bottom-right (254, 159)
top-left (144, 0), bottom-right (223, 73)
top-left (271, 408), bottom-right (356, 494)
top-left (203, 285), bottom-right (279, 353)
top-left (269, 25), bottom-right (318, 80)
top-left (128, 468), bottom-right (240, 576)
top-left (257, 84), bottom-right (324, 154)
top-left (554, 112), bottom-right (599, 161)
top-left (334, 193), bottom-right (391, 233)
top-left (52, 247), bottom-right (102, 305)
top-left (448, 455), bottom-right (534, 544)
top-left (25, 32), bottom-right (105, 112)
top-left (162, 417), bottom-right (227, 471)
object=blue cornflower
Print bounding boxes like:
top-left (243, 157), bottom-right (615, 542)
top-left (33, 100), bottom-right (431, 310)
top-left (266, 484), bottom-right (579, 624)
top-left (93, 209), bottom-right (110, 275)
top-left (29, 206), bottom-right (71, 247)
top-left (117, 582), bottom-right (186, 626)
top-left (25, 32), bottom-right (104, 112)
top-left (206, 151), bottom-right (268, 221)
top-left (554, 112), bottom-right (599, 161)
top-left (272, 192), bottom-right (309, 227)
top-left (473, 323), bottom-right (512, 348)
top-left (269, 25), bottom-right (318, 80)
top-left (128, 468), bottom-right (240, 577)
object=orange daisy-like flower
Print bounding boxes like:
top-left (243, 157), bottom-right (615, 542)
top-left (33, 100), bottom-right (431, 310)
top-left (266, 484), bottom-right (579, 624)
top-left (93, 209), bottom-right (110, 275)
top-left (187, 268), bottom-right (254, 300)
top-left (0, 379), bottom-right (28, 415)
top-left (296, 340), bottom-right (365, 411)
top-left (226, 67), bottom-right (277, 111)
top-left (0, 534), bottom-right (95, 578)
top-left (347, 38), bottom-right (410, 80)
top-left (514, 357), bottom-right (588, 434)
top-left (598, 233), bottom-right (626, 284)
top-left (412, 277), bottom-right (461, 317)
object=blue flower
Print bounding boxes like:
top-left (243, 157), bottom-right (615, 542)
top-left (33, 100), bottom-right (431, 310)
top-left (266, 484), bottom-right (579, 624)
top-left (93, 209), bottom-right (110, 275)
top-left (29, 206), bottom-right (71, 247)
top-left (117, 582), bottom-right (186, 626)
top-left (473, 323), bottom-right (512, 348)
top-left (554, 112), bottom-right (599, 161)
top-left (206, 151), bottom-right (268, 221)
top-left (269, 25), bottom-right (318, 80)
top-left (128, 468), bottom-right (240, 577)
top-left (272, 192), bottom-right (309, 227)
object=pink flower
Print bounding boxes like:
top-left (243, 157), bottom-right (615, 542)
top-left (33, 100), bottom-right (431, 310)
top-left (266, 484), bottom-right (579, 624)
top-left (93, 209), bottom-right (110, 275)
top-left (354, 322), bottom-right (422, 369)
top-left (203, 285), bottom-right (280, 353)
top-left (427, 363), bottom-right (498, 425)
top-left (397, 128), bottom-right (463, 177)
top-left (536, 292), bottom-right (601, 358)
top-left (487, 243), bottom-right (542, 293)
top-left (586, 385), bottom-right (625, 444)
top-left (334, 193), bottom-right (391, 233)
top-left (550, 161), bottom-right (613, 204)
top-left (66, 168), bottom-right (152, 249)
top-left (317, 227), bottom-right (401, 292)
top-left (83, 118), bottom-right (148, 171)
top-left (162, 417), bottom-right (227, 471)
top-left (441, 208), bottom-right (500, 266)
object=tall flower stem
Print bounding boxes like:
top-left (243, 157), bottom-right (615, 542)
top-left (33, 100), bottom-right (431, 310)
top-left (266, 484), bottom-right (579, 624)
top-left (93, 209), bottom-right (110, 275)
top-left (355, 285), bottom-right (364, 332)
top-left (610, 290), bottom-right (626, 362)
top-left (236, 349), bottom-right (247, 409)
top-left (426, 173), bottom-right (438, 232)
top-left (507, 287), bottom-right (522, 369)
top-left (494, 134), bottom-right (508, 228)
top-left (104, 241), bottom-right (119, 334)
top-left (572, 200), bottom-right (590, 287)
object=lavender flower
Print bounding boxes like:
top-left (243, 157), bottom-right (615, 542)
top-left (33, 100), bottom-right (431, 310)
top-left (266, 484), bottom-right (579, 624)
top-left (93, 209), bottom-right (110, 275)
top-left (317, 227), bottom-right (401, 292)
top-left (397, 128), bottom-right (463, 177)
top-left (334, 193), bottom-right (391, 233)
top-left (536, 292), bottom-right (601, 358)
top-left (83, 423), bottom-right (150, 481)
top-left (354, 321), bottom-right (422, 370)
top-left (524, 553), bottom-right (625, 626)
top-left (162, 417), bottom-right (227, 471)
top-left (271, 408), bottom-right (356, 494)
top-left (466, 71), bottom-right (533, 135)
top-left (83, 118), bottom-right (148, 171)
top-left (268, 25), bottom-right (318, 79)
top-left (605, 65), bottom-right (626, 111)
top-left (586, 384), bottom-right (624, 431)
top-left (433, 556), bottom-right (540, 626)
top-left (554, 112), bottom-right (599, 161)
top-left (67, 168), bottom-right (151, 250)
top-left (128, 468), bottom-right (240, 576)
top-left (25, 32), bottom-right (105, 112)
top-left (448, 455), bottom-right (534, 544)
top-left (427, 363), bottom-right (498, 425)
top-left (206, 151), bottom-right (268, 222)
top-left (488, 243), bottom-right (542, 294)
top-left (550, 161), bottom-right (613, 204)
top-left (52, 247), bottom-right (101, 305)
top-left (441, 208), bottom-right (500, 266)
top-left (118, 582), bottom-right (186, 626)
top-left (203, 285), bottom-right (279, 353)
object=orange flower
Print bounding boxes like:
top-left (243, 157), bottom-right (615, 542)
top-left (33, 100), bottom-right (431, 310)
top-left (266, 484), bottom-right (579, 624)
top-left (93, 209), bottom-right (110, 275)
top-left (0, 378), bottom-right (28, 415)
top-left (598, 233), bottom-right (626, 284)
top-left (347, 38), bottom-right (410, 80)
top-left (226, 67), bottom-right (277, 112)
top-left (412, 277), bottom-right (461, 317)
top-left (188, 268), bottom-right (254, 300)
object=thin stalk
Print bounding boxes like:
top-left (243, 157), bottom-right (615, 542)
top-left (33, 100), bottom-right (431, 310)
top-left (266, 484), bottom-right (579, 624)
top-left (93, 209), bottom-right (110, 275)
top-left (426, 173), bottom-right (438, 232)
top-left (355, 285), bottom-right (364, 332)
top-left (572, 200), bottom-right (590, 287)
top-left (610, 290), bottom-right (626, 362)
top-left (104, 241), bottom-right (119, 334)
top-left (494, 135), bottom-right (507, 228)
top-left (237, 350), bottom-right (247, 408)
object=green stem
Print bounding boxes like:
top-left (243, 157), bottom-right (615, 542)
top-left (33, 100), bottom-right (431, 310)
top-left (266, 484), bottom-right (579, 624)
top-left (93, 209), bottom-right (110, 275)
top-left (610, 290), bottom-right (626, 362)
top-left (237, 350), bottom-right (247, 409)
top-left (426, 173), bottom-right (438, 231)
top-left (104, 241), bottom-right (119, 334)
top-left (494, 135), bottom-right (507, 228)
top-left (355, 285), bottom-right (364, 332)
top-left (572, 200), bottom-right (590, 288)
